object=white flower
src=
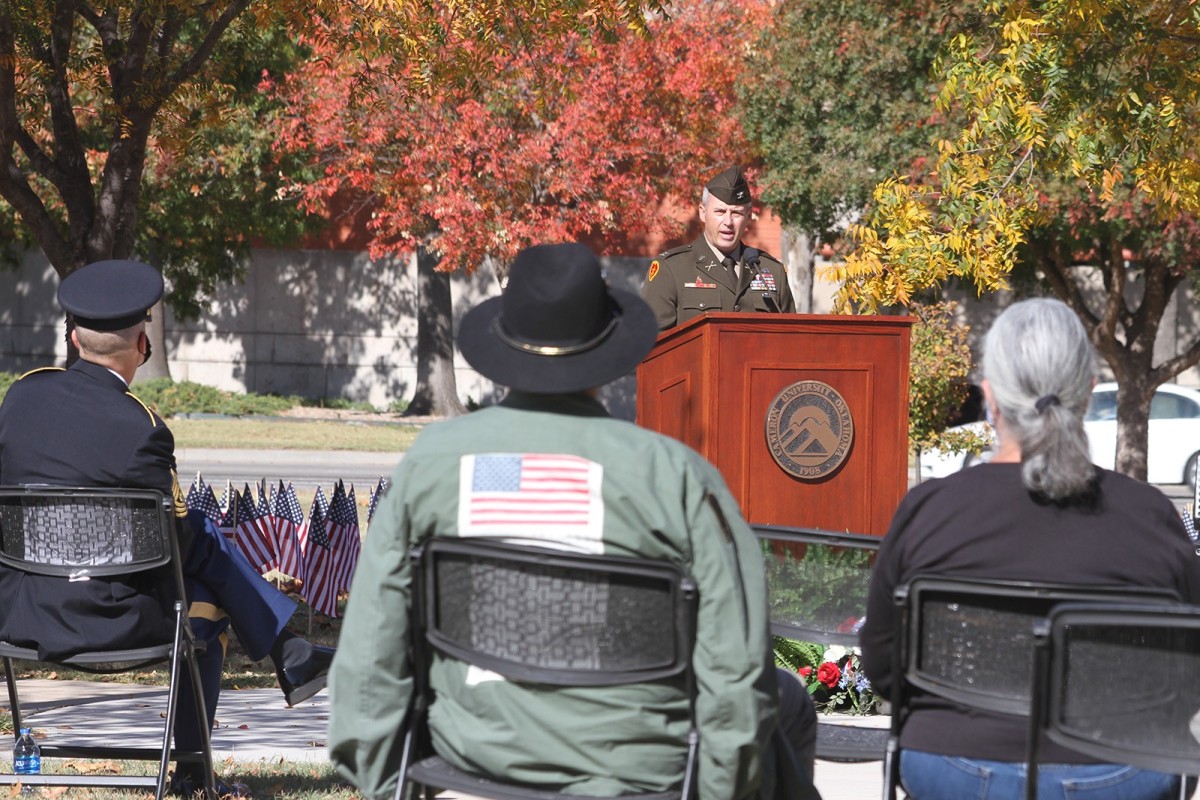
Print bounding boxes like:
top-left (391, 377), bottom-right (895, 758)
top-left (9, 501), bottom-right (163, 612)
top-left (822, 645), bottom-right (849, 663)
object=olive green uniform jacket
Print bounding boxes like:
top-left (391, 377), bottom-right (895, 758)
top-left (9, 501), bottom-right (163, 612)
top-left (641, 237), bottom-right (796, 332)
top-left (329, 392), bottom-right (781, 800)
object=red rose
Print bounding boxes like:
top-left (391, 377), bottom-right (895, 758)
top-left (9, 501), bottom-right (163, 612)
top-left (798, 666), bottom-right (813, 679)
top-left (817, 662), bottom-right (841, 689)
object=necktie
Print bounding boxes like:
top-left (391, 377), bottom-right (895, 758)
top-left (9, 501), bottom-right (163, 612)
top-left (721, 256), bottom-right (739, 283)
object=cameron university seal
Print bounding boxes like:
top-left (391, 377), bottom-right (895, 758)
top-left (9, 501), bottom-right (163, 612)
top-left (765, 381), bottom-right (854, 480)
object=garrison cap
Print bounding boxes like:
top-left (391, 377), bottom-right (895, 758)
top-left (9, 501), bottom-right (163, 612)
top-left (58, 260), bottom-right (163, 331)
top-left (705, 166), bottom-right (751, 205)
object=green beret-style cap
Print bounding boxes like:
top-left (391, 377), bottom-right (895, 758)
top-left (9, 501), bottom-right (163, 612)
top-left (58, 260), bottom-right (163, 331)
top-left (705, 166), bottom-right (751, 205)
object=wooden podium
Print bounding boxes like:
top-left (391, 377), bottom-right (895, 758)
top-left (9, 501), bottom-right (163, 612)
top-left (636, 313), bottom-right (912, 536)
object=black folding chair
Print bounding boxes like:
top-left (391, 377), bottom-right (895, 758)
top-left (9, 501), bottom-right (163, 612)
top-left (754, 525), bottom-right (885, 762)
top-left (883, 576), bottom-right (1178, 800)
top-left (396, 536), bottom-right (699, 800)
top-left (0, 486), bottom-right (214, 800)
top-left (1028, 602), bottom-right (1200, 800)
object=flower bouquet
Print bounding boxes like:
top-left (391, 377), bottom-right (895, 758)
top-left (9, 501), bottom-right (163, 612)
top-left (775, 638), bottom-right (882, 715)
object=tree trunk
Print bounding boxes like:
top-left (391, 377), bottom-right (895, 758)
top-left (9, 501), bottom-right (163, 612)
top-left (404, 247), bottom-right (466, 418)
top-left (1111, 373), bottom-right (1154, 482)
top-left (780, 226), bottom-right (815, 313)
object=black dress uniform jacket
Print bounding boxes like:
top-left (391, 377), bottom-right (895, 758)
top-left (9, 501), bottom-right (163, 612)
top-left (0, 360), bottom-right (183, 658)
top-left (640, 236), bottom-right (796, 331)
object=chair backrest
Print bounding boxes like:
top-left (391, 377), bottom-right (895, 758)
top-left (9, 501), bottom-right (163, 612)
top-left (896, 576), bottom-right (1180, 716)
top-left (1034, 602), bottom-right (1200, 776)
top-left (753, 525), bottom-right (878, 647)
top-left (413, 537), bottom-right (698, 687)
top-left (0, 486), bottom-right (174, 579)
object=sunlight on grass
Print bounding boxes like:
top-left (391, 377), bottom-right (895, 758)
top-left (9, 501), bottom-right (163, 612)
top-left (170, 418), bottom-right (421, 452)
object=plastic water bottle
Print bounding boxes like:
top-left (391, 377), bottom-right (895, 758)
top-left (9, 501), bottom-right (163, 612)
top-left (12, 727), bottom-right (40, 792)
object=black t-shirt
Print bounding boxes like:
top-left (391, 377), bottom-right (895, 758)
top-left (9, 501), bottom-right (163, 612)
top-left (860, 462), bottom-right (1200, 763)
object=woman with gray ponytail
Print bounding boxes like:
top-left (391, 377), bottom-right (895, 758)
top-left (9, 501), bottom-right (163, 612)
top-left (860, 297), bottom-right (1200, 800)
top-left (982, 297), bottom-right (1096, 501)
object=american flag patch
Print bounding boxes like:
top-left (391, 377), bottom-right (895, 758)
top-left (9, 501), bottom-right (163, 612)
top-left (457, 453), bottom-right (604, 552)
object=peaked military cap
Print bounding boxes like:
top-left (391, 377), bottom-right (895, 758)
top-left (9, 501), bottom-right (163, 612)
top-left (705, 166), bottom-right (751, 205)
top-left (58, 259), bottom-right (163, 331)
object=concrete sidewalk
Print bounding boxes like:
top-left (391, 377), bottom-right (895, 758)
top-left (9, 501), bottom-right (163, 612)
top-left (3, 679), bottom-right (886, 798)
top-left (3, 679), bottom-right (329, 764)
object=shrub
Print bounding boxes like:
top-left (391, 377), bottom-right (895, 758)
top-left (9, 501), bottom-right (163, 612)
top-left (908, 300), bottom-right (988, 454)
top-left (132, 378), bottom-right (298, 417)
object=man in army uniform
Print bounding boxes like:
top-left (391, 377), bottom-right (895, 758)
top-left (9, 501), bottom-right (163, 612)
top-left (0, 260), bottom-right (333, 797)
top-left (642, 166), bottom-right (796, 331)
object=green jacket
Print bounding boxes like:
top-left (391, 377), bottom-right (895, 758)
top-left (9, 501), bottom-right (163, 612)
top-left (329, 392), bottom-right (779, 800)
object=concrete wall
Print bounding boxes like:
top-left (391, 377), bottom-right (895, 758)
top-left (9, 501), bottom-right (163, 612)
top-left (0, 248), bottom-right (651, 418)
top-left (4, 250), bottom-right (1196, 424)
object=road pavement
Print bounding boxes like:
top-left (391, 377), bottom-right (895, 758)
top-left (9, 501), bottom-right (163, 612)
top-left (175, 448), bottom-right (403, 493)
top-left (176, 446), bottom-right (1198, 517)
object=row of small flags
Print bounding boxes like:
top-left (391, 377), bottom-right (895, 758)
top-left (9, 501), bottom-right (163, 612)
top-left (185, 475), bottom-right (390, 618)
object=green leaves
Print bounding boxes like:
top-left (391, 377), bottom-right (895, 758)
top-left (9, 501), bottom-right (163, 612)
top-left (838, 0), bottom-right (1200, 313)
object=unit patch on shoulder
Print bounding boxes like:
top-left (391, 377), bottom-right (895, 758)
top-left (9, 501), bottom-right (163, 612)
top-left (647, 260), bottom-right (660, 282)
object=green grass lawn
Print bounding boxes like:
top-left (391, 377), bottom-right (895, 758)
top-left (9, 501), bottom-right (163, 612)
top-left (170, 418), bottom-right (422, 452)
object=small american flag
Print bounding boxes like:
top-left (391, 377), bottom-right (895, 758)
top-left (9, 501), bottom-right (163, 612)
top-left (457, 453), bottom-right (604, 551)
top-left (309, 485), bottom-right (332, 550)
top-left (256, 481), bottom-right (273, 534)
top-left (304, 485), bottom-right (342, 617)
top-left (366, 476), bottom-right (389, 528)
top-left (328, 483), bottom-right (361, 595)
top-left (187, 480), bottom-right (224, 525)
top-left (235, 484), bottom-right (275, 572)
top-left (185, 475), bottom-right (203, 515)
top-left (274, 482), bottom-right (307, 582)
top-left (217, 481), bottom-right (236, 538)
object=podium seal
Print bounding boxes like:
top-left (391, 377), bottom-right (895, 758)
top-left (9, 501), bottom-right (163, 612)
top-left (765, 380), bottom-right (854, 480)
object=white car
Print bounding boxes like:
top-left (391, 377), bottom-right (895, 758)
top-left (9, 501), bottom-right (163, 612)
top-left (918, 420), bottom-right (995, 480)
top-left (919, 382), bottom-right (1200, 486)
top-left (1085, 382), bottom-right (1200, 486)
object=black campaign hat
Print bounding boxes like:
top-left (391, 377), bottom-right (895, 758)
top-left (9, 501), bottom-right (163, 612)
top-left (58, 260), bottom-right (163, 331)
top-left (458, 243), bottom-right (657, 394)
top-left (705, 166), bottom-right (751, 205)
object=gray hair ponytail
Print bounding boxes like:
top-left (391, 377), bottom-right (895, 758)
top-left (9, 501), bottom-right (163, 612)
top-left (982, 298), bottom-right (1096, 500)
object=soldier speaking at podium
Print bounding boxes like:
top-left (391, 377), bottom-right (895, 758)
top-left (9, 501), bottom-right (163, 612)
top-left (641, 166), bottom-right (795, 331)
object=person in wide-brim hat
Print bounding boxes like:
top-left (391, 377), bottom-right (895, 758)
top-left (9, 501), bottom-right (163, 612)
top-left (458, 242), bottom-right (658, 394)
top-left (330, 240), bottom-right (820, 800)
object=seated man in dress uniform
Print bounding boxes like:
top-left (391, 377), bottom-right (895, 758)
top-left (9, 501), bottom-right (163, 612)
top-left (641, 166), bottom-right (796, 331)
top-left (0, 259), bottom-right (335, 797)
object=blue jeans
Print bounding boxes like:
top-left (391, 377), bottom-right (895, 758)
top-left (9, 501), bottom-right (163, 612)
top-left (901, 750), bottom-right (1182, 800)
